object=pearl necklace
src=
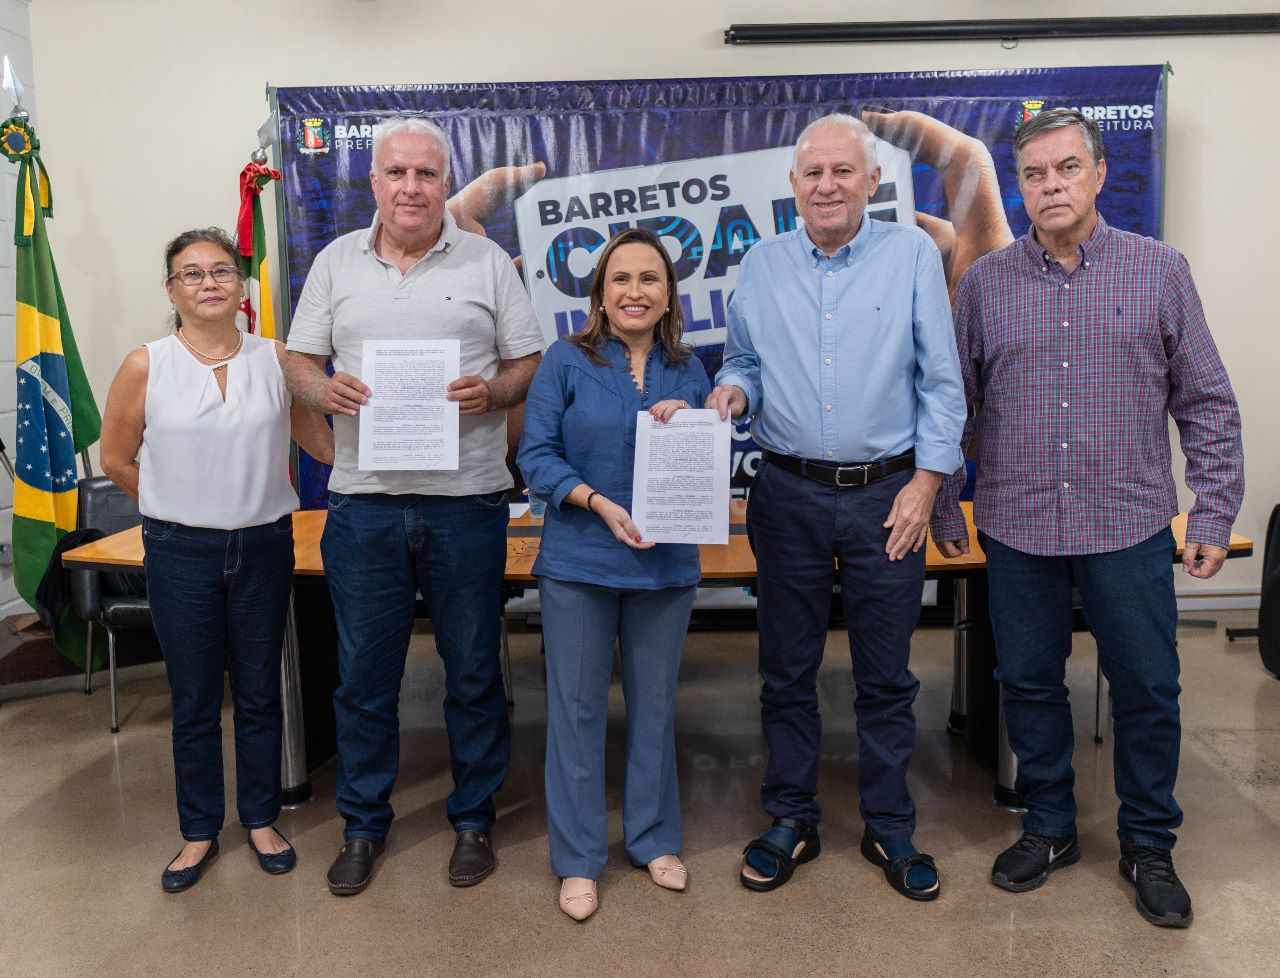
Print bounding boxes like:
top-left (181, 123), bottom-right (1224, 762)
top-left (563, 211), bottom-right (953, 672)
top-left (177, 327), bottom-right (243, 363)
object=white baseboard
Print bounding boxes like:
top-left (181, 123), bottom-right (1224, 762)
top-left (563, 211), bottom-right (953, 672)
top-left (1174, 587), bottom-right (1260, 611)
top-left (504, 580), bottom-right (942, 614)
top-left (512, 587), bottom-right (1259, 614)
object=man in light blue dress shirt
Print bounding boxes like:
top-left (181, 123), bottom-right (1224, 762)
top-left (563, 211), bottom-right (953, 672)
top-left (707, 114), bottom-right (965, 900)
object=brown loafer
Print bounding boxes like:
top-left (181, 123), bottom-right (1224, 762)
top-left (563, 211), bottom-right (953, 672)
top-left (327, 838), bottom-right (385, 896)
top-left (448, 829), bottom-right (495, 887)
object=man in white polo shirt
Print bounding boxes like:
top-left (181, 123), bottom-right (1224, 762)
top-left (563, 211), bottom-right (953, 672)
top-left (285, 117), bottom-right (543, 897)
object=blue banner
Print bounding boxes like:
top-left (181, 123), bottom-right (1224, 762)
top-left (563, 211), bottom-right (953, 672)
top-left (273, 65), bottom-right (1166, 506)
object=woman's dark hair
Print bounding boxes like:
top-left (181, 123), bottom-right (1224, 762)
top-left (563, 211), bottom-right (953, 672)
top-left (566, 228), bottom-right (690, 366)
top-left (162, 227), bottom-right (241, 331)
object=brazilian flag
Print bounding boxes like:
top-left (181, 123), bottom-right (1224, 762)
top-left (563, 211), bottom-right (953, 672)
top-left (4, 116), bottom-right (102, 667)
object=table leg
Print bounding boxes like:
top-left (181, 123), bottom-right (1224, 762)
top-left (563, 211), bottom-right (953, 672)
top-left (500, 611), bottom-right (514, 708)
top-left (962, 572), bottom-right (1000, 772)
top-left (279, 592), bottom-right (314, 808)
top-left (994, 685), bottom-right (1026, 812)
top-left (1094, 661), bottom-right (1109, 745)
top-left (948, 579), bottom-right (970, 735)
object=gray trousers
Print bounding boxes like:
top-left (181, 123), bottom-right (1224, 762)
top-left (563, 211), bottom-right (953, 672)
top-left (539, 576), bottom-right (696, 879)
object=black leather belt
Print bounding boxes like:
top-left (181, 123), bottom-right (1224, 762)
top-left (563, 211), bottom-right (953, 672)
top-left (762, 449), bottom-right (915, 488)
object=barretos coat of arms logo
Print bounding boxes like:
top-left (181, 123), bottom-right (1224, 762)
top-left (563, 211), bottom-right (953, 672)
top-left (1018, 100), bottom-right (1046, 128)
top-left (297, 117), bottom-right (331, 155)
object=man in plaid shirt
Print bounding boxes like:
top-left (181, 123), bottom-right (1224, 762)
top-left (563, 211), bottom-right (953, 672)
top-left (932, 108), bottom-right (1244, 929)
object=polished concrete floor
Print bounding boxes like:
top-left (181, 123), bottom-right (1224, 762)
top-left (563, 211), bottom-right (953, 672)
top-left (1, 610), bottom-right (1277, 978)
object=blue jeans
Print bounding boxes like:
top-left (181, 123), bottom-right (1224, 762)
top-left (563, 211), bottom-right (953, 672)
top-left (143, 515), bottom-right (295, 841)
top-left (322, 491), bottom-right (510, 840)
top-left (984, 529), bottom-right (1182, 850)
top-left (539, 577), bottom-right (695, 879)
top-left (747, 461), bottom-right (924, 841)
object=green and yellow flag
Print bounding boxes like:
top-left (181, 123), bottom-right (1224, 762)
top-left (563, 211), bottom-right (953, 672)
top-left (236, 162), bottom-right (280, 338)
top-left (3, 115), bottom-right (102, 666)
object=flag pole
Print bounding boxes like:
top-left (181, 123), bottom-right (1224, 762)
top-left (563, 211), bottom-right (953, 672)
top-left (2, 69), bottom-right (25, 488)
top-left (4, 59), bottom-right (105, 668)
top-left (236, 118), bottom-right (280, 339)
top-left (0, 68), bottom-right (26, 621)
top-left (0, 437), bottom-right (15, 482)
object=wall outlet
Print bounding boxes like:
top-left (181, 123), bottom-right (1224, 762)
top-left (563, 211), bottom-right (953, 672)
top-left (0, 543), bottom-right (12, 567)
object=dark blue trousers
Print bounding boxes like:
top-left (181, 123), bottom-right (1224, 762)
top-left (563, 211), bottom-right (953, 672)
top-left (144, 515), bottom-right (295, 841)
top-left (322, 491), bottom-right (511, 841)
top-left (984, 529), bottom-right (1183, 849)
top-left (747, 461), bottom-right (924, 842)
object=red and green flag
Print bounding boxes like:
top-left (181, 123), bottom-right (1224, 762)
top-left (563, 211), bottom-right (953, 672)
top-left (2, 115), bottom-right (102, 666)
top-left (236, 162), bottom-right (281, 338)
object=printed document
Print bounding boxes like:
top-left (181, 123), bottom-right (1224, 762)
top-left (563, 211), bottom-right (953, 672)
top-left (358, 340), bottom-right (460, 470)
top-left (631, 409), bottom-right (730, 544)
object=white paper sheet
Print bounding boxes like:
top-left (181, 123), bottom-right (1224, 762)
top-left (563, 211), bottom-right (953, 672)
top-left (631, 409), bottom-right (730, 544)
top-left (357, 340), bottom-right (460, 471)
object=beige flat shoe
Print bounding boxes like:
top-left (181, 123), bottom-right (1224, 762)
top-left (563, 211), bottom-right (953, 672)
top-left (646, 855), bottom-right (688, 891)
top-left (559, 877), bottom-right (598, 921)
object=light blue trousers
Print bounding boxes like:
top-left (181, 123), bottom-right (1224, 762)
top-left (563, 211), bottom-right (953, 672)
top-left (539, 576), bottom-right (696, 879)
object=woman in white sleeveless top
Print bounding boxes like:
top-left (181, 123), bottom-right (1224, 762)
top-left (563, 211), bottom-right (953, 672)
top-left (100, 228), bottom-right (333, 892)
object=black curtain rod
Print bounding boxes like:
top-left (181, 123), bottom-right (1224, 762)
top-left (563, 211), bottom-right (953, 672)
top-left (724, 14), bottom-right (1280, 45)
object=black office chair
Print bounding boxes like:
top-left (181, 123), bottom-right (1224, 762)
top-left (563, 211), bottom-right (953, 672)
top-left (70, 476), bottom-right (152, 733)
top-left (1258, 506), bottom-right (1280, 677)
top-left (1228, 504), bottom-right (1280, 677)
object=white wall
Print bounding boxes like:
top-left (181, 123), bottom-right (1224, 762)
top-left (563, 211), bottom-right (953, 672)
top-left (23, 0), bottom-right (1280, 601)
top-left (0, 0), bottom-right (32, 616)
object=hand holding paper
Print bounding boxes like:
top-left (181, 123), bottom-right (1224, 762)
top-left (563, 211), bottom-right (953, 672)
top-left (321, 371), bottom-right (371, 417)
top-left (593, 495), bottom-right (655, 550)
top-left (446, 374), bottom-right (493, 415)
top-left (648, 398), bottom-right (692, 423)
top-left (631, 409), bottom-right (731, 545)
top-left (358, 339), bottom-right (461, 471)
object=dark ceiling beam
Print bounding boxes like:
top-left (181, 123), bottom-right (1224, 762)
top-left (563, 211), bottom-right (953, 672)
top-left (724, 14), bottom-right (1280, 45)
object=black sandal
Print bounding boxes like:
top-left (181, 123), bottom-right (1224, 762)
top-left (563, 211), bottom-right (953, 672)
top-left (740, 817), bottom-right (821, 892)
top-left (860, 829), bottom-right (940, 901)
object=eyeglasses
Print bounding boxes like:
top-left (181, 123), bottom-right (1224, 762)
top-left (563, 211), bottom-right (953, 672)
top-left (168, 265), bottom-right (241, 286)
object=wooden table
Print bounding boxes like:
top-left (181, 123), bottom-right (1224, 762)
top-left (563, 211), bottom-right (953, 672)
top-left (63, 505), bottom-right (1253, 806)
top-left (62, 499), bottom-right (1010, 578)
top-left (68, 503), bottom-right (1246, 579)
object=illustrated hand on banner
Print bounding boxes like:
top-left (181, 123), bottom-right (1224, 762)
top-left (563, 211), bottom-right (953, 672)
top-left (444, 118), bottom-right (1012, 299)
top-left (448, 161), bottom-right (547, 266)
top-left (444, 161), bottom-right (548, 484)
top-left (862, 108), bottom-right (1014, 299)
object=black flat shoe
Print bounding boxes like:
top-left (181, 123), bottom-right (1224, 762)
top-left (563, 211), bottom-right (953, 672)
top-left (248, 829), bottom-right (297, 875)
top-left (327, 838), bottom-right (385, 896)
top-left (161, 838), bottom-right (220, 893)
top-left (448, 829), bottom-right (495, 887)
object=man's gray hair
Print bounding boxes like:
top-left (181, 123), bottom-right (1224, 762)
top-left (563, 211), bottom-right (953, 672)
top-left (791, 113), bottom-right (878, 174)
top-left (370, 117), bottom-right (451, 178)
top-left (1013, 108), bottom-right (1105, 171)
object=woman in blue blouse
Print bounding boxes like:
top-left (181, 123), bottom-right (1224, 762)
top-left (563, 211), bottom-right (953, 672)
top-left (518, 228), bottom-right (711, 921)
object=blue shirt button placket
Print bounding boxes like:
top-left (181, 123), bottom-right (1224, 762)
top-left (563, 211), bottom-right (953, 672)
top-left (641, 347), bottom-right (656, 409)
